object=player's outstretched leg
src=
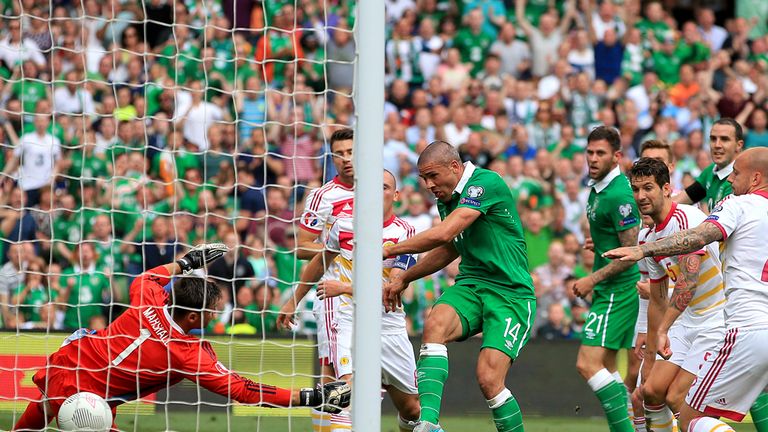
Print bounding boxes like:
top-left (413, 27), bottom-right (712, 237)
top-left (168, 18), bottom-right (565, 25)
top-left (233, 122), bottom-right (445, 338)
top-left (750, 392), bottom-right (768, 432)
top-left (13, 401), bottom-right (52, 431)
top-left (577, 346), bottom-right (636, 432)
top-left (477, 348), bottom-right (522, 432)
top-left (417, 343), bottom-right (448, 425)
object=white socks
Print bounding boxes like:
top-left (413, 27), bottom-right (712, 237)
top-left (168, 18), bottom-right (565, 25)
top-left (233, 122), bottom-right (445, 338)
top-left (588, 369), bottom-right (616, 392)
top-left (688, 416), bottom-right (735, 432)
top-left (645, 403), bottom-right (673, 432)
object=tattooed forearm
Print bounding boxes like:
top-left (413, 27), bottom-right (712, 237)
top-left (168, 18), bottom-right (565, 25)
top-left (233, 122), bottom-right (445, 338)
top-left (640, 223), bottom-right (723, 258)
top-left (669, 254), bottom-right (701, 312)
top-left (590, 226), bottom-right (639, 284)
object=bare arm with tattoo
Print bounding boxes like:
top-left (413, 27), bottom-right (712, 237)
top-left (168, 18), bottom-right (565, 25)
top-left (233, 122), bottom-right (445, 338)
top-left (603, 223), bottom-right (724, 262)
top-left (574, 225), bottom-right (640, 298)
top-left (659, 254), bottom-right (702, 335)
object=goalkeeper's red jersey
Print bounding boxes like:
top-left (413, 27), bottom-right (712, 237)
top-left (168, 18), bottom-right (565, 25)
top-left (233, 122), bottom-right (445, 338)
top-left (33, 266), bottom-right (290, 408)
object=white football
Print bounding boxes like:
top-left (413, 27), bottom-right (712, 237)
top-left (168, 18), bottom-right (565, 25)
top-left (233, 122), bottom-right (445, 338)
top-left (57, 392), bottom-right (112, 432)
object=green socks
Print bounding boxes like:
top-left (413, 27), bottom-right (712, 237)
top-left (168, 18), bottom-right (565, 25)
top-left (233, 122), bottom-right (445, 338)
top-left (751, 392), bottom-right (768, 432)
top-left (488, 389), bottom-right (524, 431)
top-left (417, 343), bottom-right (449, 424)
top-left (589, 369), bottom-right (636, 432)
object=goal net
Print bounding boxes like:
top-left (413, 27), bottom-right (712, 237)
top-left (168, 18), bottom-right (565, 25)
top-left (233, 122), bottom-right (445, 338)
top-left (0, 0), bottom-right (357, 429)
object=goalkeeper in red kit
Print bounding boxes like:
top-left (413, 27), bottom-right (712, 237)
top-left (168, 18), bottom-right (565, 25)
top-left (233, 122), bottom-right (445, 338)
top-left (13, 244), bottom-right (351, 431)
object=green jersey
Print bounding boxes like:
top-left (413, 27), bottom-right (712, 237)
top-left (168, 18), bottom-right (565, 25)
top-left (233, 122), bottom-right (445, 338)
top-left (437, 163), bottom-right (534, 297)
top-left (12, 79), bottom-right (48, 114)
top-left (586, 167), bottom-right (641, 290)
top-left (60, 266), bottom-right (110, 329)
top-left (453, 29), bottom-right (494, 76)
top-left (13, 284), bottom-right (51, 322)
top-left (696, 162), bottom-right (733, 212)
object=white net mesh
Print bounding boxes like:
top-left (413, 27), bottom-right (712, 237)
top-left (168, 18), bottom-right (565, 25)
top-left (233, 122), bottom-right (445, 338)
top-left (0, 0), bottom-right (356, 429)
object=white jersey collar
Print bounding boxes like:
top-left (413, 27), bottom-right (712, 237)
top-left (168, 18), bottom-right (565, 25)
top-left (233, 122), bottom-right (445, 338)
top-left (714, 161), bottom-right (734, 180)
top-left (588, 165), bottom-right (622, 193)
top-left (453, 161), bottom-right (477, 195)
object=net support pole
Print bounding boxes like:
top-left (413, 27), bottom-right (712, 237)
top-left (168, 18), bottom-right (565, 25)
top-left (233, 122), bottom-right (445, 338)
top-left (352, 0), bottom-right (384, 430)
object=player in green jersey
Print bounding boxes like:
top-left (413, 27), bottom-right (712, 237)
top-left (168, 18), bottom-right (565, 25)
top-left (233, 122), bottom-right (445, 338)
top-left (383, 141), bottom-right (535, 432)
top-left (572, 126), bottom-right (641, 432)
top-left (674, 118), bottom-right (744, 212)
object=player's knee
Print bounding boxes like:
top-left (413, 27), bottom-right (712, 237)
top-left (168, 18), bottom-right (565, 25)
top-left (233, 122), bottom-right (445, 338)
top-left (476, 368), bottom-right (505, 399)
top-left (422, 313), bottom-right (451, 344)
top-left (575, 353), bottom-right (599, 379)
top-left (641, 381), bottom-right (665, 405)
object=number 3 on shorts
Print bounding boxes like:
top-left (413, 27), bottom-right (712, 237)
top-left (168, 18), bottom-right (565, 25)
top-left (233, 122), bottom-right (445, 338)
top-left (504, 318), bottom-right (521, 344)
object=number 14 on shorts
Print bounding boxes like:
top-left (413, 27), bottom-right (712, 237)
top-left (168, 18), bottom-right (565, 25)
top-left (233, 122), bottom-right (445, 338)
top-left (504, 318), bottom-right (521, 350)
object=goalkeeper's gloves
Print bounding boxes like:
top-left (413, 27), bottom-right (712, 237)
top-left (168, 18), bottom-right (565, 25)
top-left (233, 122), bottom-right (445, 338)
top-left (176, 243), bottom-right (229, 274)
top-left (299, 381), bottom-right (351, 413)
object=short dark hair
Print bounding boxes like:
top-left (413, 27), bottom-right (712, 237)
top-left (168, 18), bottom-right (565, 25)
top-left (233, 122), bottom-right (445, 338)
top-left (713, 118), bottom-right (744, 142)
top-left (417, 140), bottom-right (461, 166)
top-left (330, 128), bottom-right (354, 152)
top-left (170, 277), bottom-right (223, 319)
top-left (640, 139), bottom-right (673, 162)
top-left (629, 157), bottom-right (670, 188)
top-left (587, 126), bottom-right (621, 152)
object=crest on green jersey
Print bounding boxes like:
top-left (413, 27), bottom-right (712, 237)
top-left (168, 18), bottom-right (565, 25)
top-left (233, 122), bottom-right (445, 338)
top-left (619, 204), bottom-right (632, 217)
top-left (467, 185), bottom-right (484, 198)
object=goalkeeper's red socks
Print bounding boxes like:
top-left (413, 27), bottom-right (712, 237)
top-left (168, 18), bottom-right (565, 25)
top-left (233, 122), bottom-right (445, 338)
top-left (751, 392), bottom-right (768, 432)
top-left (416, 343), bottom-right (448, 424)
top-left (588, 369), bottom-right (636, 432)
top-left (486, 388), bottom-right (524, 431)
top-left (13, 401), bottom-right (52, 431)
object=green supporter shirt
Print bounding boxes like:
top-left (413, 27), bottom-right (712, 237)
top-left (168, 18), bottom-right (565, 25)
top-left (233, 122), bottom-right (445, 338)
top-left (696, 162), bottom-right (733, 212)
top-left (436, 163), bottom-right (535, 297)
top-left (12, 80), bottom-right (48, 114)
top-left (586, 167), bottom-right (641, 291)
top-left (651, 50), bottom-right (682, 85)
top-left (452, 29), bottom-right (494, 76)
top-left (60, 266), bottom-right (110, 329)
top-left (13, 284), bottom-right (51, 322)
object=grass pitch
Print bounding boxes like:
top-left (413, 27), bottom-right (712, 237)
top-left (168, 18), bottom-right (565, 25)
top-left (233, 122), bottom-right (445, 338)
top-left (0, 412), bottom-right (755, 431)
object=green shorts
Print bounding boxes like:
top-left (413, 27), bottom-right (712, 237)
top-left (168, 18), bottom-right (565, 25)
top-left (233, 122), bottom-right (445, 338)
top-left (581, 284), bottom-right (639, 350)
top-left (435, 280), bottom-right (535, 361)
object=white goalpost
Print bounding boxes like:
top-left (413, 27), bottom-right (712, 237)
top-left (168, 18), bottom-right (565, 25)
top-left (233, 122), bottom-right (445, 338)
top-left (352, 0), bottom-right (385, 431)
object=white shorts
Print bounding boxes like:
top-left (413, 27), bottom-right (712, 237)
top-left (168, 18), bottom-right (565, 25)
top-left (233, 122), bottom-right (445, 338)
top-left (667, 324), bottom-right (725, 374)
top-left (686, 327), bottom-right (768, 421)
top-left (331, 318), bottom-right (418, 395)
top-left (313, 297), bottom-right (339, 364)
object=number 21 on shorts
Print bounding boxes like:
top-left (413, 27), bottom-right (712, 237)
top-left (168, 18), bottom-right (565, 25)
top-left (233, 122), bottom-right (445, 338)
top-left (584, 312), bottom-right (604, 335)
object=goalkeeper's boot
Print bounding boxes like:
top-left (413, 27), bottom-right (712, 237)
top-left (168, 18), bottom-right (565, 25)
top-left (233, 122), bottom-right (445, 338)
top-left (413, 421), bottom-right (444, 432)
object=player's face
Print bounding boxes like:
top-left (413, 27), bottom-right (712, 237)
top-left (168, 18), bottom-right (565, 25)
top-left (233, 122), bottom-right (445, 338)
top-left (331, 139), bottom-right (354, 181)
top-left (727, 156), bottom-right (756, 196)
top-left (202, 300), bottom-right (223, 328)
top-left (585, 139), bottom-right (619, 180)
top-left (631, 175), bottom-right (668, 218)
top-left (641, 148), bottom-right (675, 175)
top-left (383, 172), bottom-right (399, 217)
top-left (710, 123), bottom-right (743, 167)
top-left (418, 160), bottom-right (462, 202)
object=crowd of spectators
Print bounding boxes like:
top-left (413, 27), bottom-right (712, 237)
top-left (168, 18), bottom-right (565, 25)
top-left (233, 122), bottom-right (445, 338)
top-left (0, 0), bottom-right (767, 339)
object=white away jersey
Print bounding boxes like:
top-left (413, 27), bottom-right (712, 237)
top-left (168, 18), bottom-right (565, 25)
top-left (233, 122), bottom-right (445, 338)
top-left (644, 203), bottom-right (725, 328)
top-left (325, 215), bottom-right (416, 334)
top-left (705, 192), bottom-right (768, 328)
top-left (300, 176), bottom-right (355, 243)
